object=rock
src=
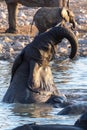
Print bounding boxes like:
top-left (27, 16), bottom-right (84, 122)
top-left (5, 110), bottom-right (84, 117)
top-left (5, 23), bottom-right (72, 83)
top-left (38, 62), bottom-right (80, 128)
top-left (0, 11), bottom-right (6, 19)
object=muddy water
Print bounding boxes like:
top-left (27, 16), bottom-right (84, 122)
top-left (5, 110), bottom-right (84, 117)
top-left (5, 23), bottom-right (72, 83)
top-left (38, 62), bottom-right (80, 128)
top-left (0, 57), bottom-right (87, 130)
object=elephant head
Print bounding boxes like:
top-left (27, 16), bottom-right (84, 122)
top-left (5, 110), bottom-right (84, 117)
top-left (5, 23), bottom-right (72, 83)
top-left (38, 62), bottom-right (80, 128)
top-left (28, 26), bottom-right (78, 93)
top-left (61, 7), bottom-right (76, 29)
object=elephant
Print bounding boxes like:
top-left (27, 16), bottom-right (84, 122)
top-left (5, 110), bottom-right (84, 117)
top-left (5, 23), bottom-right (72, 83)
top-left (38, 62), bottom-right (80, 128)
top-left (12, 112), bottom-right (87, 130)
top-left (3, 26), bottom-right (78, 104)
top-left (5, 0), bottom-right (69, 33)
top-left (58, 103), bottom-right (87, 115)
top-left (30, 7), bottom-right (76, 34)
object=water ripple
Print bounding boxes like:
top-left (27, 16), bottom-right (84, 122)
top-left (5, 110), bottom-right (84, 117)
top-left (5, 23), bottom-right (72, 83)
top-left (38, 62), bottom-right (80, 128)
top-left (0, 58), bottom-right (87, 130)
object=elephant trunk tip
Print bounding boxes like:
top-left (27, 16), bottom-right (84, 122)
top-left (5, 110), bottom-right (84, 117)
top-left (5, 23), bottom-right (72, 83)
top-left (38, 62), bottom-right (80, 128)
top-left (56, 26), bottom-right (78, 59)
top-left (69, 43), bottom-right (78, 59)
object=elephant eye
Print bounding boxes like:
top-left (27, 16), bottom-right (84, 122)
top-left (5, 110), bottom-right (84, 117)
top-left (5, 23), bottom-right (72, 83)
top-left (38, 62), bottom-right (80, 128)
top-left (42, 46), bottom-right (48, 51)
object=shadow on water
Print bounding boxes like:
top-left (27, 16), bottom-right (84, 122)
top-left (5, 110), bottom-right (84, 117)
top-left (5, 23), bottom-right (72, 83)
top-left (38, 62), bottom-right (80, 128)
top-left (0, 57), bottom-right (87, 130)
top-left (11, 103), bottom-right (53, 118)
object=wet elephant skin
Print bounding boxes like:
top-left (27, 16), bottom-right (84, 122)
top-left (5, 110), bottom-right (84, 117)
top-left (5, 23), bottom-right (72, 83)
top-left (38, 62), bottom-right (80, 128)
top-left (3, 26), bottom-right (78, 104)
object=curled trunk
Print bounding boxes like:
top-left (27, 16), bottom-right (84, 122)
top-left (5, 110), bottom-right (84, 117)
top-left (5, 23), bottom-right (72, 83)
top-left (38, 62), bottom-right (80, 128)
top-left (49, 26), bottom-right (78, 59)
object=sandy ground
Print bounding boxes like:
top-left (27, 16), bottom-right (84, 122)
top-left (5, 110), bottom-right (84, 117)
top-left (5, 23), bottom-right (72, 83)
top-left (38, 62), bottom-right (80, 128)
top-left (0, 0), bottom-right (87, 61)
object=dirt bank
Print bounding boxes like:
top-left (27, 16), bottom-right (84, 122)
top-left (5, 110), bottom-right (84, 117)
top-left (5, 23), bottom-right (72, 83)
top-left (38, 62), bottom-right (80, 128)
top-left (0, 0), bottom-right (87, 61)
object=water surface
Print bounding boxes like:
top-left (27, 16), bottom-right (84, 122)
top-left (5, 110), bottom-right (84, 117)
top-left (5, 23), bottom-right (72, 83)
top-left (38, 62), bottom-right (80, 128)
top-left (0, 58), bottom-right (87, 130)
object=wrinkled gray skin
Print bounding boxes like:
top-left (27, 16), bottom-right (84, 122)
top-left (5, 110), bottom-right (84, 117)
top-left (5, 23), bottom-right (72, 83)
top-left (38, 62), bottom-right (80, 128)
top-left (30, 7), bottom-right (76, 34)
top-left (12, 112), bottom-right (87, 130)
top-left (5, 0), bottom-right (68, 33)
top-left (58, 103), bottom-right (87, 115)
top-left (3, 26), bottom-right (78, 104)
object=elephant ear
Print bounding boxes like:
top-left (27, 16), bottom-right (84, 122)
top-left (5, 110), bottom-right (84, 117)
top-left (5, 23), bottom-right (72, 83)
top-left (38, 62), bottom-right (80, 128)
top-left (11, 50), bottom-right (24, 82)
top-left (61, 7), bottom-right (69, 22)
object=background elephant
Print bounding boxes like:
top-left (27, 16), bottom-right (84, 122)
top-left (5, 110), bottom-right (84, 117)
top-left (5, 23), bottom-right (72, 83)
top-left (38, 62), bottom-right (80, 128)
top-left (30, 7), bottom-right (76, 34)
top-left (12, 112), bottom-right (87, 130)
top-left (3, 26), bottom-right (78, 104)
top-left (5, 0), bottom-right (69, 33)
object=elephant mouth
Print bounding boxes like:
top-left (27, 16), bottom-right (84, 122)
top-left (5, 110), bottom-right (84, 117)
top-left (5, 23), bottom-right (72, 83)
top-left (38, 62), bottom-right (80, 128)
top-left (27, 44), bottom-right (57, 94)
top-left (28, 80), bottom-right (52, 94)
top-left (28, 59), bottom-right (55, 94)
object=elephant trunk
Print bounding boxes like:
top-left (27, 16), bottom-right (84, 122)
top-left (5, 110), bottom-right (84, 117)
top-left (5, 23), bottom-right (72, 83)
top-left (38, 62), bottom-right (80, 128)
top-left (51, 26), bottom-right (78, 59)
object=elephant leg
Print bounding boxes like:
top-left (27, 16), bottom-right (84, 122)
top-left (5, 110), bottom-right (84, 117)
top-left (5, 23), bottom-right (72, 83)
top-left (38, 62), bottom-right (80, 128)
top-left (5, 3), bottom-right (18, 33)
top-left (57, 0), bottom-right (66, 7)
